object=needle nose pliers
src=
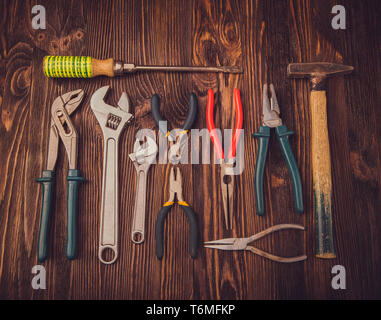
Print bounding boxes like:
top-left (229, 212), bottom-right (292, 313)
top-left (252, 84), bottom-right (303, 216)
top-left (151, 93), bottom-right (197, 162)
top-left (36, 89), bottom-right (85, 261)
top-left (155, 167), bottom-right (198, 259)
top-left (207, 89), bottom-right (243, 229)
top-left (204, 224), bottom-right (307, 263)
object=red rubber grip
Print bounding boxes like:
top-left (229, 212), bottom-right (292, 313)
top-left (207, 89), bottom-right (243, 160)
top-left (207, 90), bottom-right (224, 160)
top-left (228, 88), bottom-right (243, 158)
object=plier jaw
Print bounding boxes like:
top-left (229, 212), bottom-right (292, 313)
top-left (204, 224), bottom-right (307, 263)
top-left (46, 89), bottom-right (85, 171)
top-left (166, 167), bottom-right (184, 204)
top-left (262, 84), bottom-right (282, 128)
top-left (204, 237), bottom-right (248, 250)
top-left (51, 90), bottom-right (85, 170)
top-left (52, 89), bottom-right (85, 116)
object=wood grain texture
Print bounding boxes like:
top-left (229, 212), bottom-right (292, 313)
top-left (0, 0), bottom-right (380, 299)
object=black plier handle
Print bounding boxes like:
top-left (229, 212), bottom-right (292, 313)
top-left (155, 201), bottom-right (198, 259)
top-left (155, 167), bottom-right (198, 259)
top-left (151, 93), bottom-right (198, 137)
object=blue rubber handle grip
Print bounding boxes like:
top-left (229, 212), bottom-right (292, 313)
top-left (66, 169), bottom-right (85, 260)
top-left (36, 170), bottom-right (55, 262)
top-left (276, 125), bottom-right (304, 213)
top-left (252, 126), bottom-right (270, 216)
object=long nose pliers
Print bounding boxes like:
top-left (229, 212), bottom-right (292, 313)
top-left (252, 84), bottom-right (303, 216)
top-left (36, 89), bottom-right (85, 261)
top-left (207, 89), bottom-right (244, 229)
top-left (155, 167), bottom-right (198, 259)
top-left (204, 224), bottom-right (307, 263)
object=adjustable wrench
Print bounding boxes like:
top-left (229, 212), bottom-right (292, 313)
top-left (129, 137), bottom-right (157, 243)
top-left (90, 86), bottom-right (133, 264)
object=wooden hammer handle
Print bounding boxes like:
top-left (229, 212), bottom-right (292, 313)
top-left (43, 56), bottom-right (115, 78)
top-left (310, 90), bottom-right (336, 259)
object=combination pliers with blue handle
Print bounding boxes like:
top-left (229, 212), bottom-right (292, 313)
top-left (252, 84), bottom-right (303, 216)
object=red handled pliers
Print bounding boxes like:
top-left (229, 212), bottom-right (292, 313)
top-left (207, 89), bottom-right (243, 229)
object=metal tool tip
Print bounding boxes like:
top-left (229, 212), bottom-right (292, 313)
top-left (287, 62), bottom-right (354, 78)
top-left (222, 66), bottom-right (243, 74)
top-left (118, 92), bottom-right (130, 112)
top-left (90, 85), bottom-right (110, 109)
top-left (61, 89), bottom-right (85, 105)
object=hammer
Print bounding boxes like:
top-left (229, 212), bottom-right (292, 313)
top-left (288, 62), bottom-right (353, 259)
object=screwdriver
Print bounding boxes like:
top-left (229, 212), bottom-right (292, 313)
top-left (43, 56), bottom-right (243, 78)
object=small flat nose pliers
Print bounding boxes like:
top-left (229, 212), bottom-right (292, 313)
top-left (36, 89), bottom-right (85, 261)
top-left (155, 167), bottom-right (198, 259)
top-left (204, 224), bottom-right (307, 263)
top-left (252, 84), bottom-right (303, 216)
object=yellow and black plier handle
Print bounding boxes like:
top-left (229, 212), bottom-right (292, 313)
top-left (155, 167), bottom-right (198, 259)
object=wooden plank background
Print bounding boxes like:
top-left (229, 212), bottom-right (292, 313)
top-left (0, 0), bottom-right (380, 299)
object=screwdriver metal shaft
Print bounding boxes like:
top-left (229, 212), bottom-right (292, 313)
top-left (131, 65), bottom-right (242, 74)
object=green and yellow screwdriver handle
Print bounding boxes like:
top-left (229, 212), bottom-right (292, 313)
top-left (43, 56), bottom-right (120, 78)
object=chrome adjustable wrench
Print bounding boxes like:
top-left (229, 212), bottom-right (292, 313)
top-left (129, 137), bottom-right (157, 243)
top-left (90, 86), bottom-right (133, 264)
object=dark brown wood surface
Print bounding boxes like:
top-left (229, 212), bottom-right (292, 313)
top-left (0, 0), bottom-right (380, 299)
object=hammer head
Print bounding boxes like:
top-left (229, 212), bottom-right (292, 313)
top-left (288, 62), bottom-right (353, 79)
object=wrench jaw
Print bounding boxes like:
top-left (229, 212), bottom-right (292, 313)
top-left (117, 92), bottom-right (130, 113)
top-left (90, 86), bottom-right (134, 137)
top-left (129, 136), bottom-right (158, 165)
